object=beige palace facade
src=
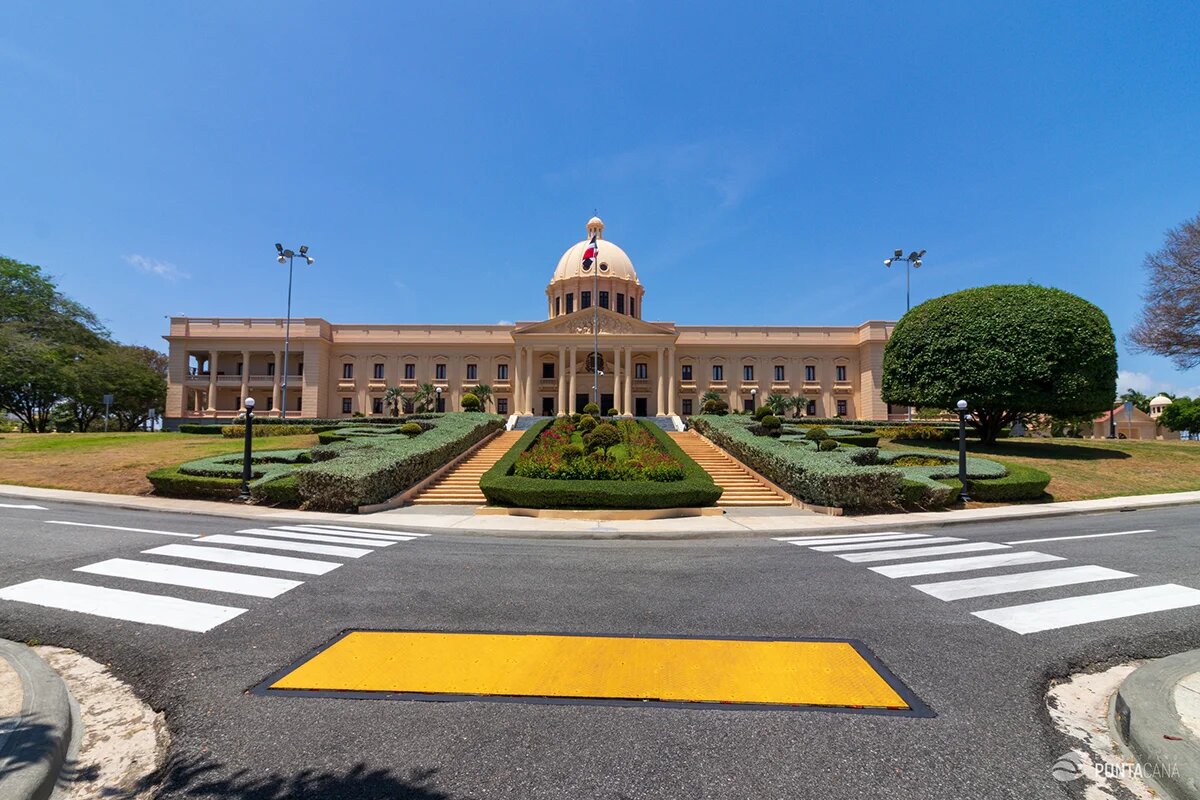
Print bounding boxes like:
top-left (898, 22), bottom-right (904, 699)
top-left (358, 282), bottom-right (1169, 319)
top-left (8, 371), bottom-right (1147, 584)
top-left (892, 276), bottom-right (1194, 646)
top-left (164, 218), bottom-right (898, 426)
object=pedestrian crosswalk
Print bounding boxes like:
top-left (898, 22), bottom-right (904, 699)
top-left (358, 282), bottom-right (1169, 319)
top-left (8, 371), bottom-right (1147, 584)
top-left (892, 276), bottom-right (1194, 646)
top-left (774, 529), bottom-right (1200, 635)
top-left (0, 522), bottom-right (430, 632)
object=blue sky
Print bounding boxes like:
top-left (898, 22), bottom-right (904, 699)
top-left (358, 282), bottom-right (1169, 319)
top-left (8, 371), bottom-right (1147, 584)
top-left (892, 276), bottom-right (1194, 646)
top-left (2, 2), bottom-right (1198, 396)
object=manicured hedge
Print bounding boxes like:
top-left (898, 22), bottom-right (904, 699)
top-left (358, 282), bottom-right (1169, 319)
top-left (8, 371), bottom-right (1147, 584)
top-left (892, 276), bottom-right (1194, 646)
top-left (251, 474), bottom-right (301, 506)
top-left (146, 466), bottom-right (243, 500)
top-left (480, 420), bottom-right (722, 509)
top-left (967, 461), bottom-right (1051, 502)
top-left (221, 424), bottom-right (330, 438)
top-left (177, 424), bottom-right (224, 435)
top-left (296, 414), bottom-right (504, 512)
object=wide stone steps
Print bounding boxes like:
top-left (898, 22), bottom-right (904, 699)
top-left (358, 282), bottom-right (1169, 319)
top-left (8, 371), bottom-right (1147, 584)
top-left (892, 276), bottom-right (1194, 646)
top-left (410, 431), bottom-right (524, 505)
top-left (668, 431), bottom-right (793, 507)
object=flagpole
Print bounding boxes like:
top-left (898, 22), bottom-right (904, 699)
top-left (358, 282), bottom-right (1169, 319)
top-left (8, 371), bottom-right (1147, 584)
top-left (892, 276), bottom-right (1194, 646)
top-left (592, 232), bottom-right (600, 411)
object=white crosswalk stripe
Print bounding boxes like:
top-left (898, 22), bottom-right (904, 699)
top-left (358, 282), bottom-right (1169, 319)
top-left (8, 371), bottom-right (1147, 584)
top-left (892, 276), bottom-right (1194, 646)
top-left (973, 584), bottom-right (1200, 634)
top-left (0, 578), bottom-right (246, 632)
top-left (773, 532), bottom-right (930, 546)
top-left (911, 565), bottom-right (1135, 601)
top-left (869, 551), bottom-right (1064, 578)
top-left (812, 536), bottom-right (964, 553)
top-left (196, 534), bottom-right (372, 558)
top-left (45, 520), bottom-right (198, 538)
top-left (76, 558), bottom-right (303, 598)
top-left (0, 502), bottom-right (48, 510)
top-left (236, 528), bottom-right (395, 547)
top-left (268, 525), bottom-right (418, 542)
top-left (143, 544), bottom-right (342, 575)
top-left (291, 524), bottom-right (431, 538)
top-left (838, 542), bottom-right (1008, 563)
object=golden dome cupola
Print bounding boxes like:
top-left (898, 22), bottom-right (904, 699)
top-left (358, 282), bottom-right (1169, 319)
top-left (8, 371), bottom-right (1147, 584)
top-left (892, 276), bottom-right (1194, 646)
top-left (546, 217), bottom-right (645, 319)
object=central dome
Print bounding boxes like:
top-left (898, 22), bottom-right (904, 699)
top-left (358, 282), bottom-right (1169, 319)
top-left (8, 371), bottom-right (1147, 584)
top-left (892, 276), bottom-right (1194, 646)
top-left (550, 217), bottom-right (640, 285)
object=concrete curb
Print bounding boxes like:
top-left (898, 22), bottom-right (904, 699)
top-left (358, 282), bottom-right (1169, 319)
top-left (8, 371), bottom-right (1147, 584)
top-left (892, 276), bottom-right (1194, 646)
top-left (1, 483), bottom-right (1199, 540)
top-left (0, 640), bottom-right (77, 800)
top-left (1113, 649), bottom-right (1200, 800)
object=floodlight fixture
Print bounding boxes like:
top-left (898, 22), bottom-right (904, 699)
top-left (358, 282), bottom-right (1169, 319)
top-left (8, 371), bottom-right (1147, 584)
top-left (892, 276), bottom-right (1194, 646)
top-left (893, 249), bottom-right (903, 258)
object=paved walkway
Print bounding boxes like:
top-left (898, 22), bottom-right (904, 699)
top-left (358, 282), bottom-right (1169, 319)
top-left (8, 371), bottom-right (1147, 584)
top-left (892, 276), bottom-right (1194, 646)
top-left (2, 483), bottom-right (1199, 539)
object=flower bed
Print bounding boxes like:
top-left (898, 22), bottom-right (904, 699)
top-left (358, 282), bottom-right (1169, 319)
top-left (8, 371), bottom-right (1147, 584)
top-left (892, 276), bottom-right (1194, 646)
top-left (481, 419), bottom-right (722, 509)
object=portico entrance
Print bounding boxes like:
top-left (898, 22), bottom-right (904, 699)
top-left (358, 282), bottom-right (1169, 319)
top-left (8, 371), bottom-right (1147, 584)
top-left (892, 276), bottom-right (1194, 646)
top-left (635, 397), bottom-right (648, 417)
top-left (541, 397), bottom-right (555, 416)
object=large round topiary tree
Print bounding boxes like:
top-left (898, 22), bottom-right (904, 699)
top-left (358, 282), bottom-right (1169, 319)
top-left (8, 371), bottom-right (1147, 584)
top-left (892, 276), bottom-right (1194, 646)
top-left (882, 285), bottom-right (1117, 444)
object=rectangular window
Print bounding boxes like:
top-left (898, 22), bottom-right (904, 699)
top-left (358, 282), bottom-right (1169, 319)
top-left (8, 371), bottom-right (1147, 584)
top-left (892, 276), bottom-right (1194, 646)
top-left (555, 297), bottom-right (561, 316)
top-left (743, 365), bottom-right (754, 382)
top-left (497, 363), bottom-right (509, 381)
top-left (466, 364), bottom-right (477, 381)
top-left (404, 363), bottom-right (415, 380)
top-left (436, 396), bottom-right (446, 413)
top-left (373, 363), bottom-right (385, 380)
top-left (296, 397), bottom-right (302, 410)
top-left (837, 399), bottom-right (848, 416)
top-left (566, 293), bottom-right (574, 314)
top-left (629, 299), bottom-right (635, 317)
top-left (266, 396), bottom-right (273, 411)
top-left (682, 398), bottom-right (693, 415)
top-left (297, 362), bottom-right (303, 376)
top-left (774, 365), bottom-right (785, 382)
top-left (807, 399), bottom-right (816, 415)
top-left (836, 365), bottom-right (847, 382)
top-left (342, 363), bottom-right (353, 380)
top-left (712, 365), bottom-right (724, 381)
top-left (497, 398), bottom-right (508, 415)
top-left (542, 362), bottom-right (555, 379)
top-left (342, 398), bottom-right (352, 414)
top-left (635, 363), bottom-right (648, 380)
top-left (599, 290), bottom-right (609, 309)
top-left (372, 397), bottom-right (383, 414)
top-left (267, 362), bottom-right (275, 376)
top-left (616, 293), bottom-right (625, 314)
top-left (435, 364), bottom-right (447, 381)
top-left (681, 364), bottom-right (692, 381)
top-left (236, 362), bottom-right (243, 376)
top-left (744, 398), bottom-right (754, 412)
top-left (805, 365), bottom-right (816, 382)
top-left (581, 291), bottom-right (591, 309)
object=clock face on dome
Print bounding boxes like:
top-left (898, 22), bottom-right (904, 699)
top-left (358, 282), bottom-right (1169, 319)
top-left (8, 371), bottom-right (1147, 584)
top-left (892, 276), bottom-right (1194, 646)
top-left (585, 353), bottom-right (605, 374)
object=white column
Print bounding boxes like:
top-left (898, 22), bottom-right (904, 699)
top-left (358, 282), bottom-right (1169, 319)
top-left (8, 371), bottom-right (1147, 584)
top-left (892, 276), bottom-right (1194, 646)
top-left (525, 346), bottom-right (535, 415)
top-left (612, 344), bottom-right (621, 415)
top-left (240, 350), bottom-right (250, 409)
top-left (557, 345), bottom-right (566, 416)
top-left (513, 347), bottom-right (523, 413)
top-left (569, 347), bottom-right (577, 413)
top-left (206, 351), bottom-right (218, 413)
top-left (271, 350), bottom-right (282, 415)
top-left (656, 347), bottom-right (665, 416)
top-left (668, 347), bottom-right (676, 415)
top-left (628, 347), bottom-right (638, 417)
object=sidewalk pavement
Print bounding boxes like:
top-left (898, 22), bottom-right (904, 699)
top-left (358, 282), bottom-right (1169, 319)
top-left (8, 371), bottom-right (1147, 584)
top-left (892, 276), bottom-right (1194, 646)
top-left (2, 483), bottom-right (1199, 539)
top-left (1114, 649), bottom-right (1200, 800)
top-left (0, 639), bottom-right (78, 800)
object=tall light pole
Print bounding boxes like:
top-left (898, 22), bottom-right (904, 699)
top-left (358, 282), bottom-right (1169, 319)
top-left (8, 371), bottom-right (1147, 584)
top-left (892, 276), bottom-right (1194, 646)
top-left (956, 399), bottom-right (970, 504)
top-left (884, 248), bottom-right (925, 421)
top-left (275, 244), bottom-right (314, 419)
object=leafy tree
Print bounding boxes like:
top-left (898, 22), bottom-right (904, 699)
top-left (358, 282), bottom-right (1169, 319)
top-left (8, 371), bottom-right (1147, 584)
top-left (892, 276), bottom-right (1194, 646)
top-left (1129, 212), bottom-right (1200, 368)
top-left (882, 285), bottom-right (1118, 444)
top-left (0, 256), bottom-right (108, 348)
top-left (1158, 397), bottom-right (1200, 437)
top-left (701, 390), bottom-right (723, 405)
top-left (1119, 388), bottom-right (1151, 414)
top-left (383, 386), bottom-right (404, 416)
top-left (470, 384), bottom-right (494, 410)
top-left (62, 345), bottom-right (166, 431)
top-left (412, 383), bottom-right (437, 412)
top-left (0, 329), bottom-right (72, 432)
top-left (584, 422), bottom-right (621, 454)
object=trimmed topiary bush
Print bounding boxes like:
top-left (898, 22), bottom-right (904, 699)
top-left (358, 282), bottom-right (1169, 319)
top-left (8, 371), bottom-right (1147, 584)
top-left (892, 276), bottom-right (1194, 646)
top-left (752, 405), bottom-right (773, 421)
top-left (461, 392), bottom-right (481, 412)
top-left (399, 422), bottom-right (423, 436)
top-left (606, 408), bottom-right (619, 417)
top-left (582, 402), bottom-right (600, 415)
top-left (967, 462), bottom-right (1051, 501)
top-left (818, 439), bottom-right (838, 451)
top-left (577, 414), bottom-right (598, 433)
top-left (147, 466), bottom-right (242, 500)
top-left (584, 422), bottom-right (621, 454)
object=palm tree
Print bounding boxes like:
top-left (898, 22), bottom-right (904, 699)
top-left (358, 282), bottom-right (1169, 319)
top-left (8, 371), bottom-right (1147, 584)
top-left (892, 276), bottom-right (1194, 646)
top-left (701, 390), bottom-right (723, 405)
top-left (383, 386), bottom-right (405, 416)
top-left (789, 395), bottom-right (807, 418)
top-left (413, 383), bottom-right (437, 413)
top-left (765, 392), bottom-right (789, 416)
top-left (471, 384), bottom-right (494, 411)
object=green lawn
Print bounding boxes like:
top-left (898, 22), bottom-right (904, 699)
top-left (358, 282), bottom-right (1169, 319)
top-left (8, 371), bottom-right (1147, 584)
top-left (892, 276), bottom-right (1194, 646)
top-left (880, 436), bottom-right (1200, 502)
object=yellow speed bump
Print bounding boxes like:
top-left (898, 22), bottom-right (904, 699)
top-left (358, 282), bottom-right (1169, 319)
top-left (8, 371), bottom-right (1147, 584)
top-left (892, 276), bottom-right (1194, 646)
top-left (265, 631), bottom-right (928, 715)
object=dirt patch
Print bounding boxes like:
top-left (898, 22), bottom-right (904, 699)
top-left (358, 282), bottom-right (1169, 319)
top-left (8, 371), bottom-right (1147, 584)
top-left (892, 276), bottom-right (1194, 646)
top-left (0, 432), bottom-right (317, 495)
top-left (0, 655), bottom-right (21, 717)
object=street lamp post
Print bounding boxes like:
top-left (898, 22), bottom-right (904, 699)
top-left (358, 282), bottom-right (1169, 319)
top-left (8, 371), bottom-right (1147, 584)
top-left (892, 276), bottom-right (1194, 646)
top-left (240, 397), bottom-right (255, 499)
top-left (956, 399), bottom-right (970, 504)
top-left (275, 244), bottom-right (314, 420)
top-left (884, 248), bottom-right (926, 421)
top-left (750, 387), bottom-right (757, 414)
top-left (435, 386), bottom-right (443, 413)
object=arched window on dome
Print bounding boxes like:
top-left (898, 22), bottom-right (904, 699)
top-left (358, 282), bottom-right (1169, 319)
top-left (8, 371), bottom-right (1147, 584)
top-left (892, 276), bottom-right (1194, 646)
top-left (566, 293), bottom-right (574, 314)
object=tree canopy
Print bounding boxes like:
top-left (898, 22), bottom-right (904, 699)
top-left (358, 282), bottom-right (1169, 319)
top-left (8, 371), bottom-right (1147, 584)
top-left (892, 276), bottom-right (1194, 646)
top-left (1129, 211), bottom-right (1200, 369)
top-left (1158, 397), bottom-right (1200, 437)
top-left (881, 284), bottom-right (1118, 443)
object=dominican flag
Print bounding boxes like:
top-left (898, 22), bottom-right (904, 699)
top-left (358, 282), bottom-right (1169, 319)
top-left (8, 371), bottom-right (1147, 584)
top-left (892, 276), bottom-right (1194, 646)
top-left (582, 235), bottom-right (598, 270)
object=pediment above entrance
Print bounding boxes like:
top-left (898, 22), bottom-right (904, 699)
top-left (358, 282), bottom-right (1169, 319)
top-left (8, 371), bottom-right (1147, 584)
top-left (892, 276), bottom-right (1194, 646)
top-left (515, 308), bottom-right (676, 338)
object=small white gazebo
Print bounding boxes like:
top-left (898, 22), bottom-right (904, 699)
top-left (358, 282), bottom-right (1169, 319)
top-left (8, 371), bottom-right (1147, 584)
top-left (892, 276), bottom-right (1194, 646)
top-left (1148, 394), bottom-right (1173, 418)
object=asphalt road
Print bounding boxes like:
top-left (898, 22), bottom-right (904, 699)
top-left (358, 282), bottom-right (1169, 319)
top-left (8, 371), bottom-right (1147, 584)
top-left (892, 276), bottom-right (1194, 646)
top-left (1, 495), bottom-right (1198, 799)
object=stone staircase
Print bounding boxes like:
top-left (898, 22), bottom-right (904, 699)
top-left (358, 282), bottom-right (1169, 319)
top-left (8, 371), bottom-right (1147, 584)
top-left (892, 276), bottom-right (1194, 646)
top-left (409, 431), bottom-right (524, 505)
top-left (668, 431), bottom-right (793, 507)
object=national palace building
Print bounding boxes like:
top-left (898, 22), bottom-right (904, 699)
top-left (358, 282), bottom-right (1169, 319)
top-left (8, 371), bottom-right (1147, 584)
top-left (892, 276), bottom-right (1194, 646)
top-left (164, 217), bottom-right (898, 426)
